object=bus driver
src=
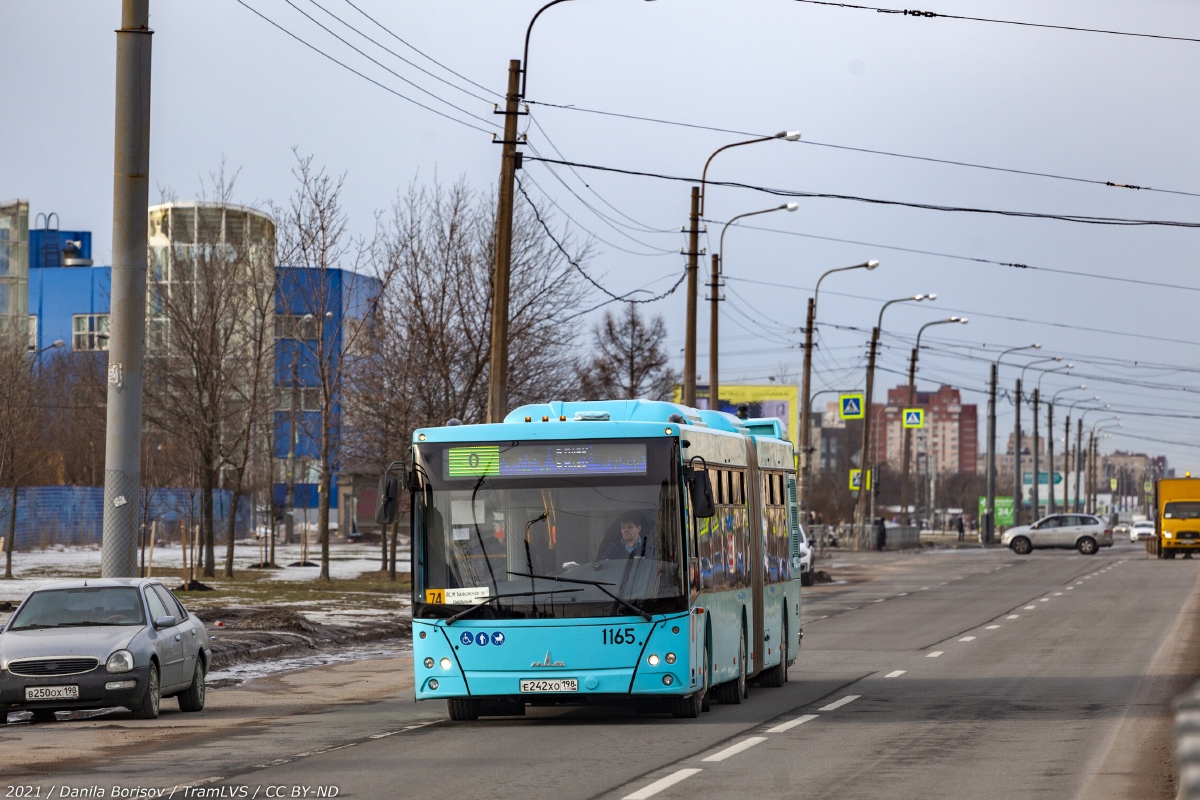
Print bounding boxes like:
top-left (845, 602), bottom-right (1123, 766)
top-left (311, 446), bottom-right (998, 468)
top-left (602, 512), bottom-right (658, 560)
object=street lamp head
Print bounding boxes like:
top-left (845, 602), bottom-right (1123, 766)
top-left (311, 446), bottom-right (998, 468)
top-left (950, 316), bottom-right (968, 324)
top-left (783, 202), bottom-right (799, 212)
top-left (51, 339), bottom-right (64, 348)
top-left (1033, 343), bottom-right (1043, 349)
top-left (926, 293), bottom-right (937, 301)
top-left (775, 131), bottom-right (802, 141)
top-left (866, 260), bottom-right (879, 269)
top-left (1051, 356), bottom-right (1062, 362)
top-left (1065, 363), bottom-right (1075, 369)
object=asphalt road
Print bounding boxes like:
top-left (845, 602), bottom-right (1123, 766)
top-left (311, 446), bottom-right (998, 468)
top-left (11, 542), bottom-right (1199, 799)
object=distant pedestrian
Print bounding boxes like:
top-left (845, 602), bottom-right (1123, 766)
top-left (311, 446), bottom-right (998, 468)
top-left (874, 517), bottom-right (887, 551)
top-left (956, 515), bottom-right (965, 542)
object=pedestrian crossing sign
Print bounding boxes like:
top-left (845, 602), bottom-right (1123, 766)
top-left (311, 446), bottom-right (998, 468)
top-left (1110, 478), bottom-right (1118, 491)
top-left (849, 468), bottom-right (872, 491)
top-left (839, 393), bottom-right (865, 420)
top-left (902, 408), bottom-right (925, 429)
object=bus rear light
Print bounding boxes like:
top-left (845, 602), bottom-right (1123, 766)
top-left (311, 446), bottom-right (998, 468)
top-left (648, 654), bottom-right (660, 666)
top-left (665, 653), bottom-right (676, 664)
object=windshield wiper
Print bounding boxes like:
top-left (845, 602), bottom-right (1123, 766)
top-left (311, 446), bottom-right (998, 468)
top-left (444, 589), bottom-right (582, 624)
top-left (9, 624), bottom-right (60, 631)
top-left (508, 572), bottom-right (653, 622)
top-left (69, 621), bottom-right (130, 627)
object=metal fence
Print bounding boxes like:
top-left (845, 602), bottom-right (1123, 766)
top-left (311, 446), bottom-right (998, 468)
top-left (0, 486), bottom-right (251, 549)
top-left (809, 523), bottom-right (920, 552)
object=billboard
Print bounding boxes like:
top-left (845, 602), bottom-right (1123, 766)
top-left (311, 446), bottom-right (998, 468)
top-left (674, 384), bottom-right (800, 451)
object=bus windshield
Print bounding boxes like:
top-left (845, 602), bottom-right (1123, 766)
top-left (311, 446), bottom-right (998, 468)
top-left (1164, 502), bottom-right (1200, 520)
top-left (412, 438), bottom-right (686, 619)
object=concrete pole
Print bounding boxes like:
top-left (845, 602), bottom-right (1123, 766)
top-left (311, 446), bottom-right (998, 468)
top-left (899, 346), bottom-right (918, 525)
top-left (798, 296), bottom-right (816, 519)
top-left (682, 187), bottom-right (700, 407)
top-left (1031, 389), bottom-right (1040, 519)
top-left (708, 252), bottom-right (720, 413)
top-left (486, 60), bottom-right (522, 423)
top-left (1064, 414), bottom-right (1071, 511)
top-left (1013, 378), bottom-right (1022, 526)
top-left (854, 326), bottom-right (880, 542)
top-left (1047, 402), bottom-right (1055, 515)
top-left (101, 0), bottom-right (152, 578)
top-left (1080, 419), bottom-right (1089, 513)
top-left (285, 349), bottom-right (299, 545)
top-left (985, 363), bottom-right (997, 543)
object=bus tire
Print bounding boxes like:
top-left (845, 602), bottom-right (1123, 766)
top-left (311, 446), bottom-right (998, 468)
top-left (672, 645), bottom-right (707, 719)
top-left (714, 634), bottom-right (747, 704)
top-left (701, 642), bottom-right (712, 712)
top-left (761, 615), bottom-right (787, 688)
top-left (447, 699), bottom-right (480, 721)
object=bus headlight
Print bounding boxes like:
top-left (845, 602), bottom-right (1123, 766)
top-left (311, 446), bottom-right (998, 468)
top-left (424, 657), bottom-right (435, 668)
top-left (440, 658), bottom-right (453, 670)
top-left (665, 653), bottom-right (676, 664)
top-left (647, 654), bottom-right (660, 666)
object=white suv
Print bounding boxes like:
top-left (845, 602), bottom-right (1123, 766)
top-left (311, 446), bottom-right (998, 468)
top-left (1002, 513), bottom-right (1113, 555)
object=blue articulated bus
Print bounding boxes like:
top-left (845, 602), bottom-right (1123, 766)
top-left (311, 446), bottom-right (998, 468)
top-left (375, 399), bottom-right (804, 720)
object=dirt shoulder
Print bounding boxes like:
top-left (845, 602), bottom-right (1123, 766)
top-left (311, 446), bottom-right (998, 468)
top-left (0, 655), bottom-right (416, 778)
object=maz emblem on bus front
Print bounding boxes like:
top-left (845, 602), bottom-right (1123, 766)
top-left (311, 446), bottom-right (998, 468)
top-left (532, 652), bottom-right (566, 668)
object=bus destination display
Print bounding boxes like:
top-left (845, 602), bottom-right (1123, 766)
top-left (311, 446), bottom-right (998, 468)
top-left (446, 443), bottom-right (647, 478)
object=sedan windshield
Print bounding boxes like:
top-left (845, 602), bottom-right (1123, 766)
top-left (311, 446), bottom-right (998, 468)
top-left (413, 438), bottom-right (686, 619)
top-left (9, 587), bottom-right (146, 630)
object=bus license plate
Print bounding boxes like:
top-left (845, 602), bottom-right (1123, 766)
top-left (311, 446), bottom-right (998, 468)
top-left (25, 685), bottom-right (79, 701)
top-left (520, 678), bottom-right (578, 693)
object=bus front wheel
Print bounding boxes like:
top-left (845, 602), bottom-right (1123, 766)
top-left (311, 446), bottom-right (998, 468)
top-left (447, 698), bottom-right (481, 721)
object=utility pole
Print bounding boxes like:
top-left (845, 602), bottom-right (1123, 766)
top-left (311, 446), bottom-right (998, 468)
top-left (899, 345), bottom-right (918, 525)
top-left (682, 186), bottom-right (701, 407)
top-left (1063, 413), bottom-right (1071, 512)
top-left (707, 252), bottom-right (720, 413)
top-left (1012, 378), bottom-right (1022, 527)
top-left (1031, 388), bottom-right (1040, 520)
top-left (799, 295), bottom-right (816, 520)
top-left (486, 60), bottom-right (522, 423)
top-left (102, 0), bottom-right (152, 578)
top-left (1047, 401), bottom-right (1055, 515)
top-left (854, 326), bottom-right (881, 539)
top-left (985, 363), bottom-right (997, 544)
top-left (1080, 419), bottom-right (1089, 513)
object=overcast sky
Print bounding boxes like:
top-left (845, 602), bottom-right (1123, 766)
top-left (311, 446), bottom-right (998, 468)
top-left (4, 0), bottom-right (1199, 473)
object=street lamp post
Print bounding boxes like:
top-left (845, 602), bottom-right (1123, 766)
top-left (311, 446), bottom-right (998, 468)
top-left (1076, 405), bottom-right (1112, 512)
top-left (899, 317), bottom-right (967, 526)
top-left (1025, 358), bottom-right (1067, 521)
top-left (681, 131), bottom-right (800, 406)
top-left (1062, 395), bottom-right (1099, 512)
top-left (1047, 384), bottom-right (1086, 514)
top-left (487, 0), bottom-right (660, 421)
top-left (1089, 417), bottom-right (1121, 513)
top-left (986, 344), bottom-right (1041, 543)
top-left (1014, 356), bottom-right (1060, 525)
top-left (854, 293), bottom-right (936, 541)
top-left (709, 203), bottom-right (797, 411)
top-left (799, 261), bottom-right (878, 524)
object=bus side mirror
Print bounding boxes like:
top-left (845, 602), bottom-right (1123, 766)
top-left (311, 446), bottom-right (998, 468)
top-left (376, 472), bottom-right (399, 526)
top-left (688, 469), bottom-right (715, 519)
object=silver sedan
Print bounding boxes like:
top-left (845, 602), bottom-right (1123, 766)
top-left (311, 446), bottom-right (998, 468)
top-left (0, 578), bottom-right (209, 721)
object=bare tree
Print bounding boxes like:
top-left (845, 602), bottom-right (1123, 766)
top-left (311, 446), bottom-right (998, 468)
top-left (275, 153), bottom-right (394, 582)
top-left (0, 324), bottom-right (43, 578)
top-left (144, 169), bottom-right (268, 579)
top-left (577, 304), bottom-right (678, 401)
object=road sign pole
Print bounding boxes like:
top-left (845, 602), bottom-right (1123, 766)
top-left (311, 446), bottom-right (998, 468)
top-left (899, 346), bottom-right (918, 526)
top-left (855, 327), bottom-right (880, 542)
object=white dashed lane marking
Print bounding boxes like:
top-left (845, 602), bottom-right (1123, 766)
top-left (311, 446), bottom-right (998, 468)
top-left (623, 769), bottom-right (704, 800)
top-left (959, 636), bottom-right (976, 642)
top-left (1054, 592), bottom-right (1063, 596)
top-left (884, 670), bottom-right (907, 678)
top-left (927, 651), bottom-right (944, 658)
top-left (1023, 606), bottom-right (1036, 610)
top-left (986, 625), bottom-right (1001, 629)
top-left (703, 737), bottom-right (768, 762)
top-left (1040, 598), bottom-right (1049, 602)
top-left (818, 695), bottom-right (860, 712)
top-left (767, 714), bottom-right (818, 733)
top-left (1006, 615), bottom-right (1020, 620)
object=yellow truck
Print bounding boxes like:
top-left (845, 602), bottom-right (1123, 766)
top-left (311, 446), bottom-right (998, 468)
top-left (1156, 477), bottom-right (1200, 559)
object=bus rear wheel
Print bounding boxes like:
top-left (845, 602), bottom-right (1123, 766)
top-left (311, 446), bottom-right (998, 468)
top-left (447, 699), bottom-right (480, 721)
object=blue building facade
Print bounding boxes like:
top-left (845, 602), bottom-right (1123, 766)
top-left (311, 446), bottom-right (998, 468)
top-left (26, 223), bottom-right (380, 520)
